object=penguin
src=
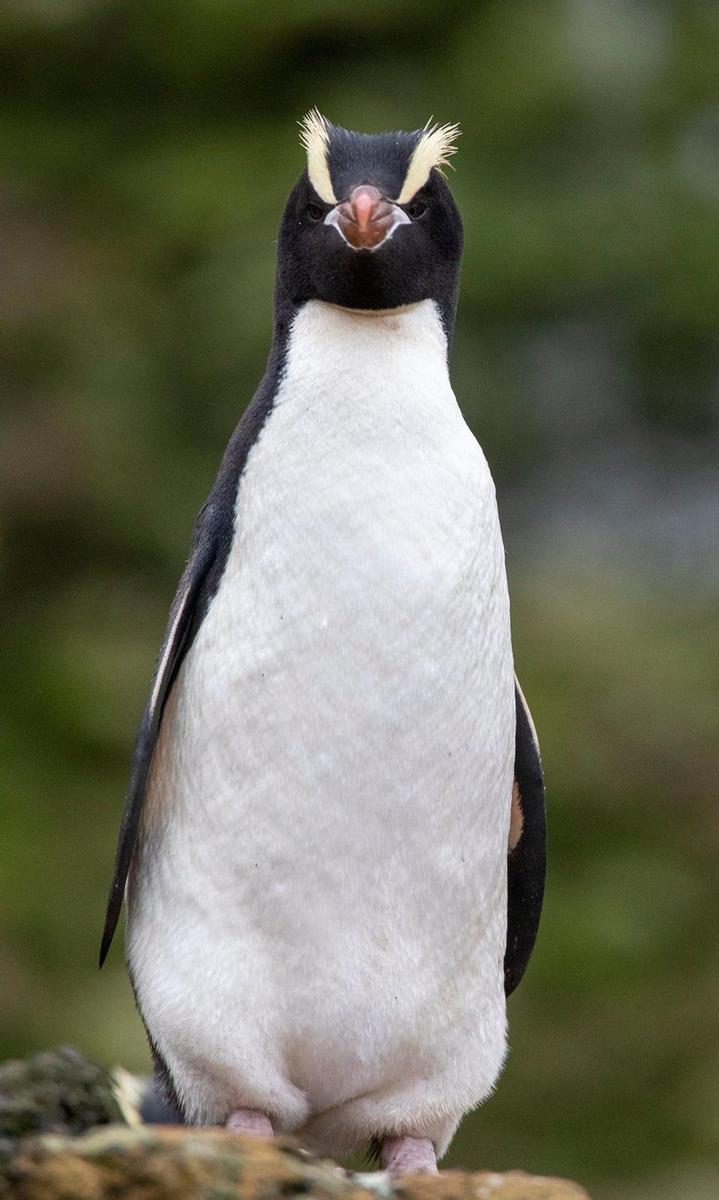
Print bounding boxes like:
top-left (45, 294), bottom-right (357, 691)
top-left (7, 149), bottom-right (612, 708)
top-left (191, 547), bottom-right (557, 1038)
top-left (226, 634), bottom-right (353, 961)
top-left (100, 111), bottom-right (546, 1175)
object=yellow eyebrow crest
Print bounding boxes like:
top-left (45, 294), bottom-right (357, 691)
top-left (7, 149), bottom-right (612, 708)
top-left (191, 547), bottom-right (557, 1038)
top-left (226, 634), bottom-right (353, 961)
top-left (396, 121), bottom-right (461, 204)
top-left (299, 108), bottom-right (337, 205)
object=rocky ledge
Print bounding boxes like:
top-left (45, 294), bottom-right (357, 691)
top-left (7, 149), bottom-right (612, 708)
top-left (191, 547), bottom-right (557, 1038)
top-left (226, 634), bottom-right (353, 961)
top-left (0, 1049), bottom-right (590, 1200)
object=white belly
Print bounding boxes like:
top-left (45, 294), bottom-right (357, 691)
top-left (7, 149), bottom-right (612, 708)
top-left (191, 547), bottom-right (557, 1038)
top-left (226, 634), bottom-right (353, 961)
top-left (128, 300), bottom-right (515, 1156)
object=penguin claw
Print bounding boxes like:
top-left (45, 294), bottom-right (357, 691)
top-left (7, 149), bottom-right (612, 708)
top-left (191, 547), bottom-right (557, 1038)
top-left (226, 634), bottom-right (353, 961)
top-left (225, 1108), bottom-right (274, 1138)
top-left (381, 1136), bottom-right (438, 1175)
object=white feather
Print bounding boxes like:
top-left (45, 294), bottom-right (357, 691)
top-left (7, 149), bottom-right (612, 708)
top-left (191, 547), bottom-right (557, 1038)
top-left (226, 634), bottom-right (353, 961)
top-left (128, 299), bottom-right (514, 1159)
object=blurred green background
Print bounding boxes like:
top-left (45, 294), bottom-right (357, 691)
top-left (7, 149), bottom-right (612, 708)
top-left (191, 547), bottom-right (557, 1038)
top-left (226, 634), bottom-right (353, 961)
top-left (1, 2), bottom-right (718, 1197)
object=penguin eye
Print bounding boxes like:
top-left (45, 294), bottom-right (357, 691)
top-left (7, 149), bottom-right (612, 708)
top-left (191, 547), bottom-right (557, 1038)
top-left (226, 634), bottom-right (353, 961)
top-left (306, 203), bottom-right (325, 222)
top-left (406, 200), bottom-right (428, 220)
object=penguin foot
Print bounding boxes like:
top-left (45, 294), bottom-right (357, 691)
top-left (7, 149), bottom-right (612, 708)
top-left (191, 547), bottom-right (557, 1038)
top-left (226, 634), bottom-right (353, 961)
top-left (225, 1108), bottom-right (273, 1138)
top-left (380, 1136), bottom-right (438, 1175)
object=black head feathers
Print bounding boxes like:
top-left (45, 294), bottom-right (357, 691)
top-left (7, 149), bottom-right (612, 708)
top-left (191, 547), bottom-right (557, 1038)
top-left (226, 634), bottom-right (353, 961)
top-left (276, 112), bottom-right (463, 332)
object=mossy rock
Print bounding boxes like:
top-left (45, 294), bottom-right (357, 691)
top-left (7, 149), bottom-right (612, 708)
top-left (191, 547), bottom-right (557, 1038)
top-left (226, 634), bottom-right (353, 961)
top-left (0, 1047), bottom-right (124, 1149)
top-left (0, 1125), bottom-right (591, 1200)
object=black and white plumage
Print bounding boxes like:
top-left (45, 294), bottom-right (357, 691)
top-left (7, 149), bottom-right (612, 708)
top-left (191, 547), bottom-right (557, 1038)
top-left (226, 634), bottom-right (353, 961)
top-left (101, 113), bottom-right (546, 1173)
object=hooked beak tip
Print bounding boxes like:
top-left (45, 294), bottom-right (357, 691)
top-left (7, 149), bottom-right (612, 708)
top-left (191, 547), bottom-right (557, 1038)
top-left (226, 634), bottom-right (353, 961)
top-left (352, 188), bottom-right (377, 230)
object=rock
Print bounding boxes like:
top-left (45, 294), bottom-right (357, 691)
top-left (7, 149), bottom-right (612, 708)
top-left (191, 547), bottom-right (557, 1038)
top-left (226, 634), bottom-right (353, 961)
top-left (0, 1125), bottom-right (591, 1200)
top-left (0, 1047), bottom-right (124, 1151)
top-left (0, 1050), bottom-right (590, 1198)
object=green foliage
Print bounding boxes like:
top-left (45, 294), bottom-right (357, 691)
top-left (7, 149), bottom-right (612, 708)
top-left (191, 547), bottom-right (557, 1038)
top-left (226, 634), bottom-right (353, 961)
top-left (1, 4), bottom-right (717, 1199)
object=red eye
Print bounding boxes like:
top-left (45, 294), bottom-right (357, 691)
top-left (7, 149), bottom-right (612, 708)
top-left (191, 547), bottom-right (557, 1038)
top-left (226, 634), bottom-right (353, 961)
top-left (306, 203), bottom-right (324, 221)
top-left (407, 201), bottom-right (427, 220)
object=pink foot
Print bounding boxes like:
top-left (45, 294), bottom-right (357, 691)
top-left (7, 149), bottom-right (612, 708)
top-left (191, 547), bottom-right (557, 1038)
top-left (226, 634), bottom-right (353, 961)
top-left (225, 1108), bottom-right (273, 1138)
top-left (381, 1136), bottom-right (438, 1175)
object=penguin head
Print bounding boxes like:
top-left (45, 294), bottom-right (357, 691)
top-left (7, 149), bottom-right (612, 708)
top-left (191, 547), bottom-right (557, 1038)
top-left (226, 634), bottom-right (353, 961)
top-left (276, 111), bottom-right (463, 329)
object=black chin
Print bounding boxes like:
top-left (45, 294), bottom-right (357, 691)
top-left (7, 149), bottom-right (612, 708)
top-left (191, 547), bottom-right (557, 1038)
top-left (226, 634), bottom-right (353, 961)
top-left (312, 242), bottom-right (427, 312)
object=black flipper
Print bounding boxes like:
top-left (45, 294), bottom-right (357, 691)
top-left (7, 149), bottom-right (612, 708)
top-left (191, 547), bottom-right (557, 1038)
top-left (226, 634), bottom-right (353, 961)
top-left (504, 677), bottom-right (547, 996)
top-left (99, 520), bottom-right (218, 967)
top-left (99, 349), bottom-right (285, 968)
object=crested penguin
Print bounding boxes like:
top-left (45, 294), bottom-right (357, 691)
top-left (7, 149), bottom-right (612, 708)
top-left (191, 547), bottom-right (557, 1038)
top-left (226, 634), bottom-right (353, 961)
top-left (101, 112), bottom-right (546, 1175)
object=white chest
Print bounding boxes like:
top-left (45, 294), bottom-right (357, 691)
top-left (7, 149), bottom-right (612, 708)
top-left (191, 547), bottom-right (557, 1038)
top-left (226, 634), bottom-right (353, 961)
top-left (174, 300), bottom-right (512, 830)
top-left (129, 300), bottom-right (515, 1128)
top-left (212, 299), bottom-right (504, 673)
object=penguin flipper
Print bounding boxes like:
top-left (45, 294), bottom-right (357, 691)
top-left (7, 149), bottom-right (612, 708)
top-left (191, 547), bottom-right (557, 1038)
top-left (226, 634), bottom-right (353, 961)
top-left (99, 510), bottom-right (219, 967)
top-left (504, 677), bottom-right (547, 996)
top-left (98, 355), bottom-right (285, 968)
